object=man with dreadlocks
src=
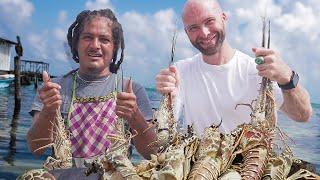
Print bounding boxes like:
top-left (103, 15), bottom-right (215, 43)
top-left (27, 9), bottom-right (156, 168)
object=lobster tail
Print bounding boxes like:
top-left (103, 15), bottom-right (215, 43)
top-left (241, 146), bottom-right (268, 180)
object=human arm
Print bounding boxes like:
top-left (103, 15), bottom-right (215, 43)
top-left (253, 48), bottom-right (312, 122)
top-left (116, 79), bottom-right (157, 159)
top-left (280, 84), bottom-right (312, 122)
top-left (27, 71), bottom-right (62, 155)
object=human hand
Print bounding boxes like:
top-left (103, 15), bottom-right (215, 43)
top-left (38, 71), bottom-right (62, 113)
top-left (252, 48), bottom-right (292, 85)
top-left (156, 65), bottom-right (179, 96)
top-left (116, 78), bottom-right (138, 122)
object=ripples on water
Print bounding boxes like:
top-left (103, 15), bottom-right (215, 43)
top-left (0, 86), bottom-right (50, 179)
top-left (0, 86), bottom-right (319, 179)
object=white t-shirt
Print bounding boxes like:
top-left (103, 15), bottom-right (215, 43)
top-left (175, 50), bottom-right (283, 136)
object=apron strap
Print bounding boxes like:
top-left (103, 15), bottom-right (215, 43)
top-left (66, 72), bottom-right (77, 127)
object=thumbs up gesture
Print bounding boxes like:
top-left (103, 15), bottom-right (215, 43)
top-left (38, 71), bottom-right (62, 113)
top-left (116, 78), bottom-right (138, 122)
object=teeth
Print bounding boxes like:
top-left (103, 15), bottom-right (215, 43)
top-left (88, 52), bottom-right (102, 57)
top-left (202, 35), bottom-right (216, 45)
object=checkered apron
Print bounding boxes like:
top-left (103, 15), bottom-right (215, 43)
top-left (67, 74), bottom-right (119, 158)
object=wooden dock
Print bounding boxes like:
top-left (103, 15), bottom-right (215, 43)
top-left (1, 36), bottom-right (50, 88)
top-left (1, 36), bottom-right (51, 109)
top-left (20, 59), bottom-right (49, 86)
top-left (7, 59), bottom-right (50, 87)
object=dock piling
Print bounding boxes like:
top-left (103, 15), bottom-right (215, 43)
top-left (14, 36), bottom-right (23, 109)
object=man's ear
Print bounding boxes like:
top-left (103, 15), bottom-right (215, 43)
top-left (221, 12), bottom-right (228, 22)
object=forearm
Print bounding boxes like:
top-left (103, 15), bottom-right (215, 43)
top-left (280, 84), bottom-right (312, 122)
top-left (27, 110), bottom-right (55, 155)
top-left (128, 110), bottom-right (157, 159)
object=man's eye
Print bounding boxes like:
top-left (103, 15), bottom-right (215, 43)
top-left (206, 18), bottom-right (215, 25)
top-left (188, 26), bottom-right (199, 32)
top-left (100, 38), bottom-right (111, 43)
top-left (82, 35), bottom-right (92, 40)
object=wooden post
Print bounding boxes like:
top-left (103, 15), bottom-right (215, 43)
top-left (14, 57), bottom-right (21, 109)
top-left (14, 36), bottom-right (23, 109)
top-left (34, 73), bottom-right (38, 89)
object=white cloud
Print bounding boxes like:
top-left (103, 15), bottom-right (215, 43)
top-left (221, 0), bottom-right (320, 102)
top-left (24, 29), bottom-right (76, 76)
top-left (119, 9), bottom-right (195, 86)
top-left (0, 0), bottom-right (34, 31)
top-left (308, 0), bottom-right (320, 11)
top-left (154, 9), bottom-right (176, 33)
top-left (58, 10), bottom-right (68, 24)
top-left (0, 0), bottom-right (74, 76)
top-left (27, 31), bottom-right (49, 60)
top-left (2, 0), bottom-right (318, 102)
top-left (53, 28), bottom-right (66, 41)
top-left (55, 51), bottom-right (67, 62)
top-left (235, 2), bottom-right (281, 20)
top-left (82, 0), bottom-right (319, 99)
top-left (275, 2), bottom-right (319, 40)
top-left (85, 0), bottom-right (114, 11)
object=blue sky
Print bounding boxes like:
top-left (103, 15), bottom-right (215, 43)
top-left (0, 0), bottom-right (319, 103)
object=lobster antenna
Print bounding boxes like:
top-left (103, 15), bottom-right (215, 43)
top-left (261, 16), bottom-right (266, 48)
top-left (121, 66), bottom-right (124, 92)
top-left (169, 29), bottom-right (178, 66)
top-left (267, 20), bottom-right (271, 49)
top-left (169, 19), bottom-right (178, 66)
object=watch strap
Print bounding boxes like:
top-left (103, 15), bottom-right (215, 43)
top-left (278, 71), bottom-right (299, 90)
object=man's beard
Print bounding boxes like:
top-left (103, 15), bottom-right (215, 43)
top-left (191, 31), bottom-right (225, 56)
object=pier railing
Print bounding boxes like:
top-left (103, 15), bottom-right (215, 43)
top-left (20, 59), bottom-right (49, 76)
top-left (19, 59), bottom-right (49, 87)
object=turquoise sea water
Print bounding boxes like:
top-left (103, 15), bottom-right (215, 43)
top-left (0, 85), bottom-right (319, 179)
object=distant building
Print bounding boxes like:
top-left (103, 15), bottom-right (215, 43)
top-left (0, 37), bottom-right (17, 74)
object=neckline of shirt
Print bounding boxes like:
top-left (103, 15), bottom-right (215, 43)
top-left (76, 70), bottom-right (112, 83)
top-left (198, 50), bottom-right (238, 71)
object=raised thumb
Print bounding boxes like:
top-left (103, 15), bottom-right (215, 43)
top-left (42, 71), bottom-right (50, 84)
top-left (126, 77), bottom-right (133, 93)
top-left (169, 65), bottom-right (177, 73)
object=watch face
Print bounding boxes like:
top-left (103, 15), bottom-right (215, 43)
top-left (292, 72), bottom-right (299, 87)
top-left (278, 71), bottom-right (299, 90)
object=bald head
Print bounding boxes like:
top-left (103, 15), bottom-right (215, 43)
top-left (182, 0), bottom-right (222, 22)
top-left (181, 0), bottom-right (228, 57)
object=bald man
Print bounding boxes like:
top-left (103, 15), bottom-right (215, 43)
top-left (156, 0), bottom-right (312, 135)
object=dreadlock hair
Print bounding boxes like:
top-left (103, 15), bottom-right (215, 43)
top-left (67, 9), bottom-right (125, 74)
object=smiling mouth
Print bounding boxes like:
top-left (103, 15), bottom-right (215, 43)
top-left (88, 52), bottom-right (102, 57)
top-left (200, 34), bottom-right (217, 45)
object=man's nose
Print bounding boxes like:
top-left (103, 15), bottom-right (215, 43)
top-left (200, 26), bottom-right (210, 37)
top-left (91, 38), bottom-right (100, 48)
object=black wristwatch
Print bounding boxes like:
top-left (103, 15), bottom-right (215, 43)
top-left (278, 70), bottom-right (299, 90)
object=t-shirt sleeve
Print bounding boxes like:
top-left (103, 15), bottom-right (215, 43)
top-left (133, 82), bottom-right (153, 121)
top-left (29, 89), bottom-right (43, 117)
top-left (29, 77), bottom-right (68, 117)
